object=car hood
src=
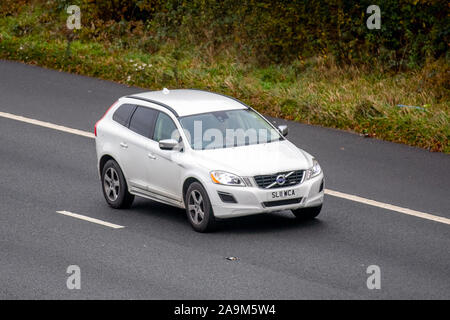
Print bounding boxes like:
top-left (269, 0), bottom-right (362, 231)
top-left (190, 140), bottom-right (312, 176)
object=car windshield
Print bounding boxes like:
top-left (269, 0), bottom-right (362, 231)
top-left (179, 109), bottom-right (283, 150)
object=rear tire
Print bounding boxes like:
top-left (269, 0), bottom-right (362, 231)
top-left (292, 205), bottom-right (322, 220)
top-left (101, 160), bottom-right (134, 209)
top-left (185, 182), bottom-right (216, 232)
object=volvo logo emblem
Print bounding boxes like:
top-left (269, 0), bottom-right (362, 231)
top-left (275, 175), bottom-right (286, 185)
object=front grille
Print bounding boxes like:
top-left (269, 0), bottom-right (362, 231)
top-left (254, 170), bottom-right (304, 189)
top-left (263, 197), bottom-right (302, 208)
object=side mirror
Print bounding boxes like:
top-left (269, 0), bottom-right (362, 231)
top-left (159, 139), bottom-right (179, 150)
top-left (278, 125), bottom-right (288, 137)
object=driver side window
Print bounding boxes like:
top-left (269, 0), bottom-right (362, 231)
top-left (153, 112), bottom-right (179, 142)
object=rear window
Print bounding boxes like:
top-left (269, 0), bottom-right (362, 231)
top-left (112, 104), bottom-right (135, 126)
top-left (128, 106), bottom-right (158, 138)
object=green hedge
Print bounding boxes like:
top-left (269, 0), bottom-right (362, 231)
top-left (1, 0), bottom-right (448, 151)
top-left (53, 0), bottom-right (448, 67)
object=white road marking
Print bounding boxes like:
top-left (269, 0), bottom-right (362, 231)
top-left (0, 111), bottom-right (94, 139)
top-left (1, 111), bottom-right (449, 226)
top-left (56, 211), bottom-right (125, 229)
top-left (325, 189), bottom-right (450, 225)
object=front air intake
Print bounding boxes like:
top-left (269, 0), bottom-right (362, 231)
top-left (262, 197), bottom-right (302, 208)
top-left (218, 192), bottom-right (237, 203)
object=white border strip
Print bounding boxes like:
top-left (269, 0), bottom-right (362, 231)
top-left (0, 111), bottom-right (94, 139)
top-left (325, 189), bottom-right (450, 225)
top-left (56, 211), bottom-right (124, 229)
top-left (1, 111), bottom-right (449, 226)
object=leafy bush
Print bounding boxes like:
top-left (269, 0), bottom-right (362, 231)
top-left (0, 1), bottom-right (448, 152)
top-left (47, 0), bottom-right (449, 66)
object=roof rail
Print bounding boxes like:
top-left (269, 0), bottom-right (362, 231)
top-left (126, 95), bottom-right (179, 118)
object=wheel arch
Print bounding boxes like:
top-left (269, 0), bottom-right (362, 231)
top-left (183, 177), bottom-right (200, 199)
top-left (99, 154), bottom-right (116, 177)
top-left (182, 176), bottom-right (210, 206)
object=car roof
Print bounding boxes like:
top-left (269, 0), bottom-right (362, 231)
top-left (126, 89), bottom-right (248, 117)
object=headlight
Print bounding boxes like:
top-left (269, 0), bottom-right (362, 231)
top-left (305, 159), bottom-right (321, 180)
top-left (210, 171), bottom-right (245, 186)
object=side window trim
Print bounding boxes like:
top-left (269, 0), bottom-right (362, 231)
top-left (124, 105), bottom-right (137, 128)
top-left (146, 107), bottom-right (158, 139)
top-left (151, 111), bottom-right (160, 141)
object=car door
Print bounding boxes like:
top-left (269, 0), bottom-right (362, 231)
top-left (146, 111), bottom-right (183, 203)
top-left (120, 106), bottom-right (158, 192)
top-left (109, 103), bottom-right (136, 175)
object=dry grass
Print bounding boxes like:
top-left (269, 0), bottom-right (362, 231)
top-left (0, 3), bottom-right (448, 152)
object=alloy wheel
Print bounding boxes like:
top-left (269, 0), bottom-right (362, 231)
top-left (104, 167), bottom-right (120, 202)
top-left (188, 190), bottom-right (205, 225)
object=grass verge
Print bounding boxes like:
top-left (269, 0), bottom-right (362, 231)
top-left (0, 4), bottom-right (448, 152)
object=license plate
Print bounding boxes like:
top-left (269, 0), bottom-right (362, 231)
top-left (269, 189), bottom-right (296, 200)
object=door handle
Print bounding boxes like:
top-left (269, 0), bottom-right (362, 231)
top-left (120, 142), bottom-right (128, 149)
top-left (147, 153), bottom-right (156, 160)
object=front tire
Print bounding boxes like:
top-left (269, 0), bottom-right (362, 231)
top-left (101, 160), bottom-right (134, 209)
top-left (185, 182), bottom-right (216, 232)
top-left (292, 205), bottom-right (322, 220)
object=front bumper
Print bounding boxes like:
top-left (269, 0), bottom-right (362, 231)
top-left (207, 172), bottom-right (324, 219)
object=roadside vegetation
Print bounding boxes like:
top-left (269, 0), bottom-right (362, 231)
top-left (0, 0), bottom-right (448, 152)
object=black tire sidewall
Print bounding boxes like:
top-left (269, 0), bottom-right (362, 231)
top-left (185, 182), bottom-right (215, 232)
top-left (101, 160), bottom-right (129, 209)
top-left (292, 205), bottom-right (322, 220)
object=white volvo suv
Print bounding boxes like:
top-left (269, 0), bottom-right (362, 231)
top-left (95, 89), bottom-right (324, 232)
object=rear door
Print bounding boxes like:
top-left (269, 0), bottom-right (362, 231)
top-left (109, 103), bottom-right (136, 174)
top-left (120, 106), bottom-right (157, 191)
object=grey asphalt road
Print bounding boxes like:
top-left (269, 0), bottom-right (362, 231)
top-left (0, 60), bottom-right (449, 299)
